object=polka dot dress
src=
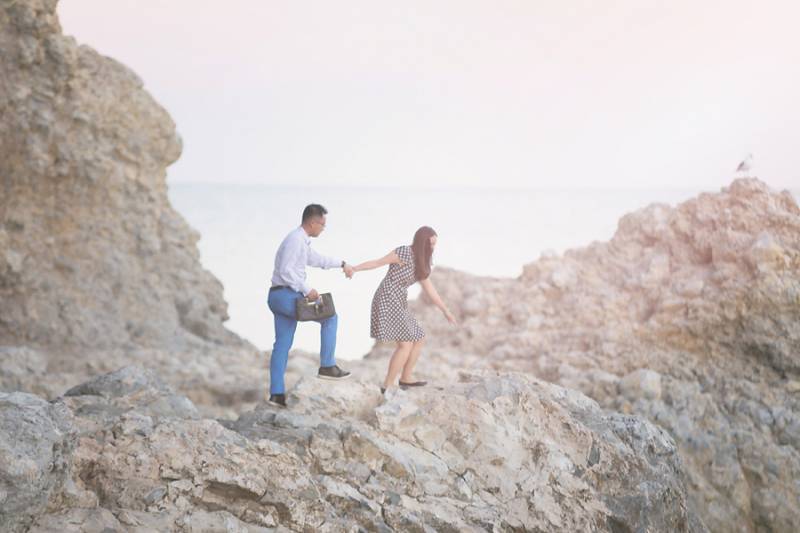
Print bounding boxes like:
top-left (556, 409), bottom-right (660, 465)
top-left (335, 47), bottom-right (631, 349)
top-left (370, 245), bottom-right (425, 342)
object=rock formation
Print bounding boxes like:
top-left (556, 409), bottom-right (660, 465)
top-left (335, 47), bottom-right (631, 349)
top-left (0, 0), bottom-right (793, 531)
top-left (2, 3), bottom-right (698, 530)
top-left (1, 364), bottom-right (702, 532)
top-left (0, 0), bottom-right (265, 418)
top-left (0, 0), bottom-right (236, 351)
top-left (390, 179), bottom-right (800, 532)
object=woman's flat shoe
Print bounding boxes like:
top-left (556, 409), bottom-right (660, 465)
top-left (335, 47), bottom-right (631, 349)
top-left (399, 380), bottom-right (427, 389)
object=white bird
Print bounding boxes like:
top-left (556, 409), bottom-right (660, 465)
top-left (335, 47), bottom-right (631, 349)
top-left (736, 153), bottom-right (753, 176)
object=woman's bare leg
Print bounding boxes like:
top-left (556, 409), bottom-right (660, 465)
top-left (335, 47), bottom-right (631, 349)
top-left (400, 338), bottom-right (426, 383)
top-left (383, 341), bottom-right (413, 389)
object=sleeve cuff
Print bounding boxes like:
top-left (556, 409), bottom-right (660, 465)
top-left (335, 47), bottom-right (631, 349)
top-left (288, 281), bottom-right (310, 295)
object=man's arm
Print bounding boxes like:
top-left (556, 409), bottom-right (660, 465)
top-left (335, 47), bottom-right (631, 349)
top-left (282, 268), bottom-right (312, 296)
top-left (307, 246), bottom-right (343, 270)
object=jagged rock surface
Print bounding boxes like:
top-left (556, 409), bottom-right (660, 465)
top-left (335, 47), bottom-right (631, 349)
top-left (386, 179), bottom-right (800, 532)
top-left (0, 391), bottom-right (75, 532)
top-left (9, 366), bottom-right (700, 532)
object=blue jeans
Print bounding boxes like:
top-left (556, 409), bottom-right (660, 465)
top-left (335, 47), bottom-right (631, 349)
top-left (267, 287), bottom-right (338, 394)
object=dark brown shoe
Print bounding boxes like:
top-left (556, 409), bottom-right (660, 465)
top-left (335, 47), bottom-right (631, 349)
top-left (268, 394), bottom-right (287, 408)
top-left (317, 365), bottom-right (351, 380)
top-left (399, 380), bottom-right (427, 390)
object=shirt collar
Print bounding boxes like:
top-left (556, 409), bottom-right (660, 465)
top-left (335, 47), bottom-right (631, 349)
top-left (298, 225), bottom-right (311, 244)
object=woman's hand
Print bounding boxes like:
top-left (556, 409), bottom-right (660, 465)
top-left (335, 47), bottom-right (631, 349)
top-left (444, 309), bottom-right (459, 326)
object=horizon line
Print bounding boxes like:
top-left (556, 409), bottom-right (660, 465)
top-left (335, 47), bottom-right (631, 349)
top-left (167, 180), bottom-right (798, 193)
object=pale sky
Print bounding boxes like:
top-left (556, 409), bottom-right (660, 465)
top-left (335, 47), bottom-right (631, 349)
top-left (58, 1), bottom-right (799, 189)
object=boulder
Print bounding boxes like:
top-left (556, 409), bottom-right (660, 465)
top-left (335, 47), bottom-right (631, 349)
top-left (0, 392), bottom-right (76, 533)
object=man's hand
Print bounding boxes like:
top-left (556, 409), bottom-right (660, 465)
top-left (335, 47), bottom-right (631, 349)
top-left (343, 263), bottom-right (355, 279)
top-left (306, 289), bottom-right (320, 301)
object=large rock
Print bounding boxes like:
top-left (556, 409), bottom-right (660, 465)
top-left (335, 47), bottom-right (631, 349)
top-left (0, 0), bottom-right (266, 418)
top-left (61, 365), bottom-right (200, 432)
top-left (17, 366), bottom-right (700, 531)
top-left (22, 365), bottom-right (299, 531)
top-left (0, 392), bottom-right (76, 533)
top-left (390, 178), bottom-right (800, 532)
top-left (229, 372), bottom-right (701, 531)
top-left (0, 0), bottom-right (237, 351)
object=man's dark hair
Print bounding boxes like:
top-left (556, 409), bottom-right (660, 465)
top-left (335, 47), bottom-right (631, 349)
top-left (302, 204), bottom-right (328, 224)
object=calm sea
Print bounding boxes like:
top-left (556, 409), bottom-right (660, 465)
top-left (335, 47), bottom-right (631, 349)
top-left (168, 184), bottom-right (798, 359)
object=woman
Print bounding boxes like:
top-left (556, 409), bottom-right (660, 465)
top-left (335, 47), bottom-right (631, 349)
top-left (352, 226), bottom-right (458, 394)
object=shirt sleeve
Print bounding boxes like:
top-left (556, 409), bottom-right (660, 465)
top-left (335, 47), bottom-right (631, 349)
top-left (306, 246), bottom-right (342, 270)
top-left (285, 272), bottom-right (312, 296)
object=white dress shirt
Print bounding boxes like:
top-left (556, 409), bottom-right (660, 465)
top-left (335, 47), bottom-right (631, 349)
top-left (271, 226), bottom-right (341, 296)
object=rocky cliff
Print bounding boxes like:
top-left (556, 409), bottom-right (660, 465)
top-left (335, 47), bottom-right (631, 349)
top-left (388, 179), bottom-right (800, 532)
top-left (0, 0), bottom-right (267, 417)
top-left (0, 0), bottom-right (236, 351)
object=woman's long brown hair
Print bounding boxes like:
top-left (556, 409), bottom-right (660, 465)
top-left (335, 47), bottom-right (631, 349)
top-left (411, 226), bottom-right (437, 281)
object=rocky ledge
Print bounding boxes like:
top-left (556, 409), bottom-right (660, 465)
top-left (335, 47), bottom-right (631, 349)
top-left (1, 364), bottom-right (702, 532)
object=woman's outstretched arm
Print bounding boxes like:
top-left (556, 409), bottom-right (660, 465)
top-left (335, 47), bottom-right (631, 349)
top-left (352, 251), bottom-right (402, 273)
top-left (419, 278), bottom-right (458, 326)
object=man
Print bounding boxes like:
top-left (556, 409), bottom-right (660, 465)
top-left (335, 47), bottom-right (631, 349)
top-left (267, 204), bottom-right (354, 407)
